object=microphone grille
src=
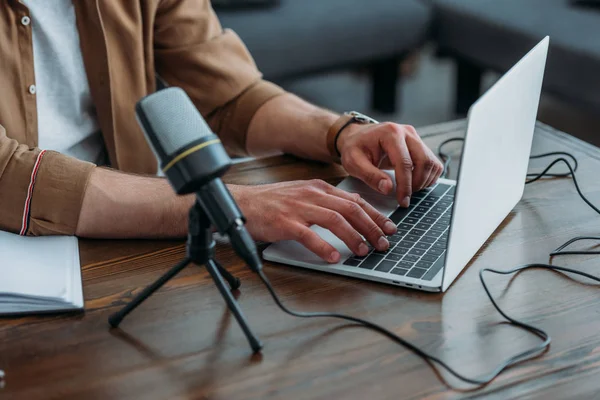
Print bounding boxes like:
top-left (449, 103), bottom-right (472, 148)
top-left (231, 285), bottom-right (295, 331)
top-left (137, 87), bottom-right (213, 155)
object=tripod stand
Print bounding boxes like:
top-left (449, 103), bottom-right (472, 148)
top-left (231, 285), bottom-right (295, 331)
top-left (108, 200), bottom-right (263, 353)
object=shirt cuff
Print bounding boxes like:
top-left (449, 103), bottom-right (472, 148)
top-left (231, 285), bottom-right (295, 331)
top-left (208, 79), bottom-right (285, 156)
top-left (27, 151), bottom-right (95, 236)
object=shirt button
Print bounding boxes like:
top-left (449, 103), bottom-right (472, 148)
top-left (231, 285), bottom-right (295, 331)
top-left (21, 16), bottom-right (31, 26)
top-left (28, 85), bottom-right (36, 94)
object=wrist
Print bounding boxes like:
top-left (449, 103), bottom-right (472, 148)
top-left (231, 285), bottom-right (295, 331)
top-left (336, 122), bottom-right (364, 157)
top-left (326, 112), bottom-right (379, 162)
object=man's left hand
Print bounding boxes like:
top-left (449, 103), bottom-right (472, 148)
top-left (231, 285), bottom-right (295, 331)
top-left (337, 122), bottom-right (444, 207)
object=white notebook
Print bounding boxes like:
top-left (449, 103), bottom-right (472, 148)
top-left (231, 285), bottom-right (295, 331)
top-left (0, 230), bottom-right (83, 315)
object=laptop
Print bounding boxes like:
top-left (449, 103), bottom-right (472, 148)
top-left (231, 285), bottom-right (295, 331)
top-left (263, 37), bottom-right (549, 293)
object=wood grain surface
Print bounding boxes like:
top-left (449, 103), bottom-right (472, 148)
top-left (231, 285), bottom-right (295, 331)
top-left (2, 120), bottom-right (600, 400)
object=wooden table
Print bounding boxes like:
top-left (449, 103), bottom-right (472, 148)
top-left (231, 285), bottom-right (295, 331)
top-left (2, 120), bottom-right (600, 400)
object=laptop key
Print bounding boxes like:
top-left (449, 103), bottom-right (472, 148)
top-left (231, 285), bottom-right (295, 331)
top-left (402, 254), bottom-right (420, 263)
top-left (408, 248), bottom-right (425, 256)
top-left (433, 223), bottom-right (447, 231)
top-left (389, 233), bottom-right (404, 241)
top-left (414, 242), bottom-right (431, 251)
top-left (426, 211), bottom-right (441, 219)
top-left (343, 259), bottom-right (361, 267)
top-left (359, 254), bottom-right (383, 269)
top-left (426, 230), bottom-right (444, 239)
top-left (407, 267), bottom-right (427, 279)
top-left (432, 241), bottom-right (446, 249)
top-left (389, 207), bottom-right (411, 224)
top-left (421, 236), bottom-right (436, 244)
top-left (437, 201), bottom-right (451, 208)
top-left (404, 217), bottom-right (420, 225)
top-left (408, 211), bottom-right (424, 219)
top-left (397, 240), bottom-right (414, 249)
top-left (398, 223), bottom-right (413, 231)
top-left (430, 183), bottom-right (451, 196)
top-left (385, 253), bottom-right (402, 262)
top-left (433, 206), bottom-right (446, 213)
top-left (415, 223), bottom-right (430, 231)
top-left (397, 260), bottom-right (415, 269)
top-left (421, 254), bottom-right (440, 263)
top-left (415, 206), bottom-right (429, 213)
top-left (410, 197), bottom-right (421, 206)
top-left (391, 267), bottom-right (409, 276)
top-left (409, 229), bottom-right (427, 237)
top-left (428, 247), bottom-right (444, 256)
top-left (421, 201), bottom-right (434, 208)
top-left (404, 235), bottom-right (420, 243)
top-left (422, 217), bottom-right (436, 225)
top-left (416, 259), bottom-right (434, 269)
top-left (375, 260), bottom-right (396, 273)
top-left (391, 247), bottom-right (409, 255)
top-left (423, 257), bottom-right (445, 280)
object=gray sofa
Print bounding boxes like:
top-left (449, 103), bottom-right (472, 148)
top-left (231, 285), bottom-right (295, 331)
top-left (432, 0), bottom-right (600, 115)
top-left (216, 0), bottom-right (432, 113)
top-left (215, 0), bottom-right (600, 118)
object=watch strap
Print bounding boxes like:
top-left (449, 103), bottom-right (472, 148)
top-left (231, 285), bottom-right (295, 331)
top-left (326, 114), bottom-right (355, 159)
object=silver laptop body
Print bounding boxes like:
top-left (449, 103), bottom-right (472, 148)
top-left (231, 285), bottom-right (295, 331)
top-left (263, 37), bottom-right (549, 293)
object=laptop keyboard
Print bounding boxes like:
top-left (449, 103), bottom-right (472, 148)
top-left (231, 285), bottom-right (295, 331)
top-left (342, 183), bottom-right (454, 281)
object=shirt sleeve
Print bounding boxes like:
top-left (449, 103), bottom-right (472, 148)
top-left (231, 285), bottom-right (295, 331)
top-left (0, 124), bottom-right (95, 236)
top-left (153, 0), bottom-right (285, 156)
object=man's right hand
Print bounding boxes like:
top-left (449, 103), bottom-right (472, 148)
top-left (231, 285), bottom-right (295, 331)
top-left (229, 180), bottom-right (398, 263)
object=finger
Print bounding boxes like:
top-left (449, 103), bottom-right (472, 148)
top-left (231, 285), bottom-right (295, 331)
top-left (343, 147), bottom-right (394, 195)
top-left (289, 222), bottom-right (340, 263)
top-left (421, 152), bottom-right (439, 189)
top-left (324, 188), bottom-right (397, 235)
top-left (425, 155), bottom-right (444, 188)
top-left (415, 154), bottom-right (436, 192)
top-left (305, 205), bottom-right (387, 256)
top-left (380, 129), bottom-right (413, 207)
top-left (319, 193), bottom-right (391, 251)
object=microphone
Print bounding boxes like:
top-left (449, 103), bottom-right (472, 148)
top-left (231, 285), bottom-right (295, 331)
top-left (135, 87), bottom-right (262, 272)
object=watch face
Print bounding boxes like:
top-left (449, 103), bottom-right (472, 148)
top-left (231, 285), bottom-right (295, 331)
top-left (346, 111), bottom-right (379, 124)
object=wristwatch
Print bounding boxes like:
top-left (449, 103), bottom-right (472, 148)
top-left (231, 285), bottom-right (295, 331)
top-left (326, 111), bottom-right (379, 159)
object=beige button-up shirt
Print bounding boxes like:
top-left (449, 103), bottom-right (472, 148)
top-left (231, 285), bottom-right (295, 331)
top-left (0, 0), bottom-right (284, 236)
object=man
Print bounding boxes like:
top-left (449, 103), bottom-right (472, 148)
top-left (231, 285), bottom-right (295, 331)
top-left (0, 0), bottom-right (443, 263)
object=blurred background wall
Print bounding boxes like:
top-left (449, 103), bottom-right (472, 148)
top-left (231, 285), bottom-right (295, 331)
top-left (214, 0), bottom-right (600, 146)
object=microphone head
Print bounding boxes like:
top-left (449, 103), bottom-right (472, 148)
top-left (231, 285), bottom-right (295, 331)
top-left (135, 87), bottom-right (232, 194)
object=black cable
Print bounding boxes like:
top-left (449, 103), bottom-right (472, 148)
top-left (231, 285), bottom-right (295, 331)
top-left (438, 138), bottom-right (579, 182)
top-left (550, 236), bottom-right (600, 256)
top-left (255, 144), bottom-right (600, 387)
top-left (527, 152), bottom-right (578, 178)
top-left (438, 137), bottom-right (464, 179)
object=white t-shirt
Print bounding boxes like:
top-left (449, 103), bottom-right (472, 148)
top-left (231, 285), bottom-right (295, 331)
top-left (22, 0), bottom-right (105, 164)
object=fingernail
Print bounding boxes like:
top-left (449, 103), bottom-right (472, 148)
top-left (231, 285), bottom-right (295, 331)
top-left (358, 242), bottom-right (369, 256)
top-left (378, 179), bottom-right (389, 194)
top-left (384, 221), bottom-right (397, 233)
top-left (377, 236), bottom-right (389, 250)
top-left (328, 251), bottom-right (340, 263)
top-left (401, 196), bottom-right (410, 208)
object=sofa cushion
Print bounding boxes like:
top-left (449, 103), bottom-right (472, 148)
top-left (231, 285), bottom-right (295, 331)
top-left (216, 0), bottom-right (432, 79)
top-left (433, 0), bottom-right (600, 112)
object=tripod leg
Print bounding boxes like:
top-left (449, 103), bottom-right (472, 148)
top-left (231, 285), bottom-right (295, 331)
top-left (213, 260), bottom-right (241, 290)
top-left (108, 258), bottom-right (190, 328)
top-left (205, 259), bottom-right (263, 353)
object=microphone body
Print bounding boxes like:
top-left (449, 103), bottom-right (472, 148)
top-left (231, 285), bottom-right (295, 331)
top-left (135, 87), bottom-right (261, 271)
